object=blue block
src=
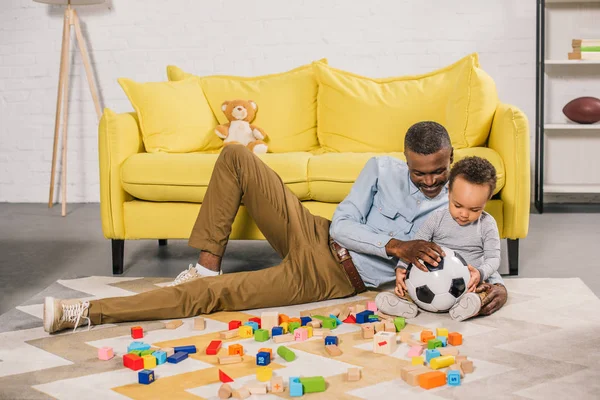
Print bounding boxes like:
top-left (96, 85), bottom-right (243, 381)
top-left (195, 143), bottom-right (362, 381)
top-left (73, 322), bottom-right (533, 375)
top-left (174, 345), bottom-right (197, 354)
top-left (244, 321), bottom-right (259, 332)
top-left (153, 350), bottom-right (167, 365)
top-left (447, 370), bottom-right (461, 386)
top-left (324, 336), bottom-right (339, 346)
top-left (436, 336), bottom-right (447, 347)
top-left (256, 351), bottom-right (271, 366)
top-left (271, 326), bottom-right (284, 337)
top-left (127, 341), bottom-right (151, 352)
top-left (425, 349), bottom-right (441, 363)
top-left (138, 369), bottom-right (155, 384)
top-left (329, 314), bottom-right (343, 326)
top-left (289, 377), bottom-right (303, 397)
top-left (167, 351), bottom-right (188, 364)
top-left (355, 310), bottom-right (374, 324)
top-left (300, 316), bottom-right (312, 326)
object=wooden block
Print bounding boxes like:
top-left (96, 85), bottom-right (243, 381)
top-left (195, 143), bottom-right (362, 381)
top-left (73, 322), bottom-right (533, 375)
top-left (373, 322), bottom-right (385, 333)
top-left (338, 307), bottom-right (351, 321)
top-left (256, 366), bottom-right (273, 382)
top-left (439, 347), bottom-right (459, 356)
top-left (430, 355), bottom-right (455, 370)
top-left (455, 355), bottom-right (468, 363)
top-left (448, 332), bottom-right (463, 346)
top-left (228, 344), bottom-right (244, 356)
top-left (407, 339), bottom-right (426, 348)
top-left (373, 331), bottom-right (397, 354)
top-left (194, 317), bottom-right (205, 331)
top-left (261, 311), bottom-right (279, 333)
top-left (460, 360), bottom-right (474, 374)
top-left (219, 329), bottom-right (239, 339)
top-left (449, 363), bottom-right (465, 378)
top-left (361, 324), bottom-right (375, 339)
top-left (312, 328), bottom-right (331, 337)
top-left (161, 347), bottom-right (174, 357)
top-left (346, 367), bottom-right (361, 381)
top-left (325, 344), bottom-right (343, 357)
top-left (355, 304), bottom-right (366, 313)
top-left (248, 384), bottom-right (267, 394)
top-left (218, 355), bottom-right (242, 365)
top-left (411, 356), bottom-right (425, 366)
top-left (406, 367), bottom-right (432, 386)
top-left (419, 371), bottom-right (446, 390)
top-left (273, 333), bottom-right (295, 344)
top-left (329, 308), bottom-right (341, 317)
top-left (308, 320), bottom-right (322, 328)
top-left (232, 387), bottom-right (250, 399)
top-left (384, 321), bottom-right (396, 332)
top-left (407, 345), bottom-right (424, 357)
top-left (420, 330), bottom-right (433, 342)
top-left (165, 320), bottom-right (183, 329)
top-left (400, 365), bottom-right (428, 381)
top-left (270, 376), bottom-right (284, 393)
top-left (436, 328), bottom-right (449, 337)
top-left (218, 383), bottom-right (232, 399)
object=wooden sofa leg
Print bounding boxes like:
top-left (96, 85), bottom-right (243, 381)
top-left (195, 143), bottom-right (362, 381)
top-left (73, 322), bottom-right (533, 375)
top-left (112, 239), bottom-right (124, 275)
top-left (159, 239), bottom-right (167, 246)
top-left (507, 239), bottom-right (519, 276)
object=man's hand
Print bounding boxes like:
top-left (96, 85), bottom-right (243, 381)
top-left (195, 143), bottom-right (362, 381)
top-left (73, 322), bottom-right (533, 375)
top-left (386, 239), bottom-right (445, 272)
top-left (466, 264), bottom-right (481, 293)
top-left (476, 283), bottom-right (508, 315)
top-left (394, 268), bottom-right (408, 297)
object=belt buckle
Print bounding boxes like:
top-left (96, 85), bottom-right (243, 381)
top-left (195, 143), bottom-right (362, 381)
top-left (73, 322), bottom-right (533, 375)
top-left (337, 246), bottom-right (351, 262)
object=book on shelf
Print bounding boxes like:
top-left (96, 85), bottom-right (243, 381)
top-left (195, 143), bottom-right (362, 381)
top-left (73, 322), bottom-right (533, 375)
top-left (572, 39), bottom-right (600, 48)
top-left (569, 39), bottom-right (600, 60)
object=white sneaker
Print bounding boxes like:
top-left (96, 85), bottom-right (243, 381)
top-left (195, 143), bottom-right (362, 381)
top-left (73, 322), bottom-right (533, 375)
top-left (168, 264), bottom-right (202, 287)
top-left (449, 292), bottom-right (482, 322)
top-left (375, 292), bottom-right (419, 318)
top-left (43, 297), bottom-right (91, 334)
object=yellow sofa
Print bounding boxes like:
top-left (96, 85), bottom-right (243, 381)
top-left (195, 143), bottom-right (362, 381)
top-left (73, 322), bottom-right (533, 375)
top-left (99, 54), bottom-right (530, 275)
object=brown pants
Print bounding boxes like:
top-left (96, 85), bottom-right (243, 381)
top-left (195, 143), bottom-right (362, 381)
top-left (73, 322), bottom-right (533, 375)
top-left (88, 145), bottom-right (356, 325)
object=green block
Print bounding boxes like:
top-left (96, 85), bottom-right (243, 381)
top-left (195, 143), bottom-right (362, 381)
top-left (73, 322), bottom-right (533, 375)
top-left (312, 315), bottom-right (337, 330)
top-left (393, 317), bottom-right (406, 331)
top-left (288, 322), bottom-right (301, 334)
top-left (427, 339), bottom-right (443, 350)
top-left (254, 329), bottom-right (270, 342)
top-left (299, 376), bottom-right (326, 393)
top-left (368, 315), bottom-right (379, 321)
top-left (277, 346), bottom-right (296, 362)
top-left (129, 350), bottom-right (143, 356)
top-left (140, 349), bottom-right (155, 356)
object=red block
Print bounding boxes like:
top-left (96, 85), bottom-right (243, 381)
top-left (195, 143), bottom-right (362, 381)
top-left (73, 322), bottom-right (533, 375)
top-left (123, 353), bottom-right (144, 371)
top-left (219, 369), bottom-right (234, 383)
top-left (229, 320), bottom-right (242, 330)
top-left (343, 315), bottom-right (356, 323)
top-left (248, 317), bottom-right (261, 328)
top-left (448, 332), bottom-right (463, 346)
top-left (206, 340), bottom-right (222, 355)
top-left (130, 326), bottom-right (143, 339)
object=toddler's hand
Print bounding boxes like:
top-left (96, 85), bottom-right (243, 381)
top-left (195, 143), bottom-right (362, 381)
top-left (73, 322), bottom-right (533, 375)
top-left (395, 268), bottom-right (408, 297)
top-left (467, 264), bottom-right (480, 292)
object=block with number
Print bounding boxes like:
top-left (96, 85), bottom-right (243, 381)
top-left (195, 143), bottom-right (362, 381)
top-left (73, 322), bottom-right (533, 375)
top-left (138, 369), bottom-right (155, 384)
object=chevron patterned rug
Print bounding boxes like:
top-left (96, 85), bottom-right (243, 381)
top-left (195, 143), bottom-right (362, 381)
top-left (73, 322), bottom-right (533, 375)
top-left (0, 276), bottom-right (598, 400)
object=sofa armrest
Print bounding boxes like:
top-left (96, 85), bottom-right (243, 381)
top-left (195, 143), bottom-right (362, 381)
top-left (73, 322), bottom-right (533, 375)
top-left (488, 103), bottom-right (530, 239)
top-left (98, 108), bottom-right (144, 239)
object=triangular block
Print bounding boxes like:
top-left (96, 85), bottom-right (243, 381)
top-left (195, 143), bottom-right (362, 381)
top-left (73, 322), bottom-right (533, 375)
top-left (343, 315), bottom-right (356, 323)
top-left (219, 369), bottom-right (234, 383)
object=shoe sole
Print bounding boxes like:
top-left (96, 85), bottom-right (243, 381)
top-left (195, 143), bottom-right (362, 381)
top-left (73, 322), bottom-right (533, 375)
top-left (375, 293), bottom-right (419, 318)
top-left (449, 293), bottom-right (481, 322)
top-left (43, 297), bottom-right (55, 333)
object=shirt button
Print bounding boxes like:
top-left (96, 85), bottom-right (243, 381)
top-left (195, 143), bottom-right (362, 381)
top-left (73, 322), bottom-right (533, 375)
top-left (377, 242), bottom-right (381, 246)
top-left (378, 207), bottom-right (382, 211)
top-left (389, 232), bottom-right (394, 236)
top-left (417, 200), bottom-right (421, 205)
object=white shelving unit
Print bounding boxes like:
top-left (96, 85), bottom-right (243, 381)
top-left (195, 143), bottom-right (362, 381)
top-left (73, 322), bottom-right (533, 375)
top-left (545, 59), bottom-right (600, 65)
top-left (544, 123), bottom-right (600, 130)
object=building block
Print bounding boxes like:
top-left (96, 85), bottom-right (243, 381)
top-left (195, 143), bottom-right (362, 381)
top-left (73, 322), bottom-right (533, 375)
top-left (174, 345), bottom-right (197, 354)
top-left (313, 328), bottom-right (331, 337)
top-left (420, 330), bottom-right (434, 342)
top-left (278, 314), bottom-right (289, 324)
top-left (419, 371), bottom-right (447, 390)
top-left (347, 367), bottom-right (361, 381)
top-left (277, 346), bottom-right (296, 362)
top-left (308, 319), bottom-right (322, 328)
top-left (312, 315), bottom-right (337, 329)
top-left (289, 377), bottom-right (303, 397)
top-left (425, 349), bottom-right (441, 363)
top-left (338, 307), bottom-right (351, 321)
top-left (460, 360), bottom-right (474, 374)
top-left (220, 329), bottom-right (239, 339)
top-left (258, 348), bottom-right (273, 358)
top-left (361, 324), bottom-right (375, 339)
top-left (288, 321), bottom-right (301, 334)
top-left (428, 339), bottom-right (443, 350)
top-left (439, 347), bottom-right (459, 356)
top-left (430, 355), bottom-right (455, 370)
top-left (164, 319), bottom-right (183, 329)
top-left (98, 346), bottom-right (114, 360)
top-left (238, 325), bottom-right (253, 338)
top-left (194, 317), bottom-right (205, 331)
top-left (342, 315), bottom-right (357, 324)
top-left (367, 315), bottom-right (380, 324)
top-left (329, 308), bottom-right (341, 317)
top-left (249, 317), bottom-right (262, 328)
top-left (218, 383), bottom-right (233, 399)
top-left (400, 365), bottom-right (428, 381)
top-left (130, 326), bottom-right (143, 339)
top-left (153, 350), bottom-right (167, 365)
top-left (228, 344), bottom-right (244, 356)
top-left (128, 350), bottom-right (142, 356)
top-left (256, 366), bottom-right (272, 382)
top-left (393, 317), bottom-right (406, 331)
top-left (324, 335), bottom-right (339, 346)
top-left (405, 367), bottom-right (431, 386)
top-left (306, 325), bottom-right (313, 338)
top-left (325, 344), bottom-right (343, 356)
top-left (448, 332), bottom-right (463, 346)
top-left (142, 354), bottom-right (157, 369)
top-left (270, 376), bottom-right (284, 393)
top-left (299, 376), bottom-right (326, 393)
top-left (449, 363), bottom-right (465, 378)
top-left (412, 356), bottom-right (425, 366)
top-left (366, 301), bottom-right (377, 311)
top-left (436, 328), bottom-right (449, 337)
top-left (244, 321), bottom-right (259, 332)
top-left (271, 326), bottom-right (283, 337)
top-left (355, 304), bottom-right (366, 313)
top-left (407, 345), bottom-right (424, 357)
top-left (219, 369), bottom-right (234, 383)
top-left (288, 317), bottom-right (302, 324)
top-left (167, 351), bottom-right (188, 364)
top-left (373, 331), bottom-right (397, 354)
top-left (127, 342), bottom-right (151, 352)
top-left (273, 333), bottom-right (295, 344)
top-left (254, 329), bottom-right (270, 342)
top-left (123, 353), bottom-right (144, 371)
top-left (256, 351), bottom-right (271, 366)
top-left (355, 310), bottom-right (375, 324)
top-left (437, 336), bottom-right (447, 347)
top-left (219, 355), bottom-right (242, 365)
top-left (300, 316), bottom-right (312, 326)
top-left (229, 320), bottom-right (242, 330)
top-left (206, 340), bottom-right (222, 355)
top-left (384, 321), bottom-right (396, 332)
top-left (232, 387), bottom-right (251, 399)
top-left (373, 321), bottom-right (385, 332)
top-left (248, 383), bottom-right (267, 394)
top-left (294, 327), bottom-right (308, 341)
top-left (138, 369), bottom-right (155, 384)
top-left (140, 349), bottom-right (155, 356)
top-left (330, 314), bottom-right (344, 325)
top-left (279, 322), bottom-right (289, 334)
top-left (455, 355), bottom-right (468, 363)
top-left (261, 312), bottom-right (279, 332)
top-left (447, 370), bottom-right (461, 386)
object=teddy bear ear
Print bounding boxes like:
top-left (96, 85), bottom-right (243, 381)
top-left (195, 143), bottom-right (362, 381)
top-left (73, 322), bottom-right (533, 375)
top-left (221, 101), bottom-right (230, 112)
top-left (248, 100), bottom-right (257, 110)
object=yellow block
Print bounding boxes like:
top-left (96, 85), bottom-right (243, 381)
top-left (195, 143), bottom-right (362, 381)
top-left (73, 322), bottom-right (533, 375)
top-left (306, 326), bottom-right (313, 338)
top-left (142, 355), bottom-right (156, 369)
top-left (430, 355), bottom-right (455, 370)
top-left (280, 322), bottom-right (289, 334)
top-left (412, 356), bottom-right (425, 366)
top-left (239, 326), bottom-right (253, 338)
top-left (256, 366), bottom-right (273, 382)
top-left (436, 328), bottom-right (449, 337)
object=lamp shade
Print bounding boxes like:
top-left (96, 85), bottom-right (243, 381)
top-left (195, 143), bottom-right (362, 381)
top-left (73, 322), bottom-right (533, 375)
top-left (33, 0), bottom-right (105, 5)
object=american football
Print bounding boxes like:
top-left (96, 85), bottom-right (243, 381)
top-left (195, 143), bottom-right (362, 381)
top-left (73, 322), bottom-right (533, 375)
top-left (562, 96), bottom-right (600, 124)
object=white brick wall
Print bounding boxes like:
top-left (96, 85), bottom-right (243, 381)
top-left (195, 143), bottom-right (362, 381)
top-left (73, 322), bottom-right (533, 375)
top-left (0, 0), bottom-right (537, 202)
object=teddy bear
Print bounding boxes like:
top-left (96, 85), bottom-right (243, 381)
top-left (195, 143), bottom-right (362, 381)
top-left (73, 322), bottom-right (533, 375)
top-left (215, 99), bottom-right (268, 154)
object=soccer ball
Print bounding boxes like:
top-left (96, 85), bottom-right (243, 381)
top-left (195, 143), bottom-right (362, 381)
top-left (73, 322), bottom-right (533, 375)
top-left (404, 246), bottom-right (470, 312)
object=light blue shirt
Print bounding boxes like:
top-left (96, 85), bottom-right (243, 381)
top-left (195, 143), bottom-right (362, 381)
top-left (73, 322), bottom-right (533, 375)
top-left (330, 156), bottom-right (449, 288)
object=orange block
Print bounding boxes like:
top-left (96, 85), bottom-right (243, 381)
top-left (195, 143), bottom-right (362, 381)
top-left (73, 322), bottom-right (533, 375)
top-left (279, 314), bottom-right (290, 324)
top-left (228, 344), bottom-right (244, 356)
top-left (288, 317), bottom-right (301, 324)
top-left (420, 330), bottom-right (434, 342)
top-left (258, 348), bottom-right (273, 358)
top-left (419, 371), bottom-right (446, 390)
top-left (448, 332), bottom-right (463, 346)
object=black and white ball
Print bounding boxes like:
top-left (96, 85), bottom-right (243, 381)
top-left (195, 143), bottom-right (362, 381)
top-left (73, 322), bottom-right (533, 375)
top-left (405, 246), bottom-right (470, 312)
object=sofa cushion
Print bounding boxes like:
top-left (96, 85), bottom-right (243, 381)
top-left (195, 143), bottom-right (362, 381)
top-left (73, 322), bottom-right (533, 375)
top-left (314, 53), bottom-right (498, 152)
top-left (167, 61), bottom-right (326, 153)
top-left (121, 152), bottom-right (312, 203)
top-left (307, 147), bottom-right (505, 203)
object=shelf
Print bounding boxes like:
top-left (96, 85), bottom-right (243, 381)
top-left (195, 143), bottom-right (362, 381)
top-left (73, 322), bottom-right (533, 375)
top-left (545, 59), bottom-right (600, 65)
top-left (544, 184), bottom-right (600, 193)
top-left (544, 124), bottom-right (600, 130)
top-left (546, 0), bottom-right (600, 3)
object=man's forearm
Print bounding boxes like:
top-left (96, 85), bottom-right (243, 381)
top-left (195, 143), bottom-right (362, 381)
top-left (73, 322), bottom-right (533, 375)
top-left (330, 220), bottom-right (393, 259)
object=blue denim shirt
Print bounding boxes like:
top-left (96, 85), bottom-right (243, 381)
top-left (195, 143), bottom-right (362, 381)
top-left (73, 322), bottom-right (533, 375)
top-left (330, 156), bottom-right (449, 288)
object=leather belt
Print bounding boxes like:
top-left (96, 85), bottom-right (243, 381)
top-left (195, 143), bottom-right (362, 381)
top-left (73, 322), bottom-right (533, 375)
top-left (329, 238), bottom-right (367, 294)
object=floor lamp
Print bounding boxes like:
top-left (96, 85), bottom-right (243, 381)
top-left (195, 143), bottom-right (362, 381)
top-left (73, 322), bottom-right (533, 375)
top-left (34, 0), bottom-right (104, 216)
